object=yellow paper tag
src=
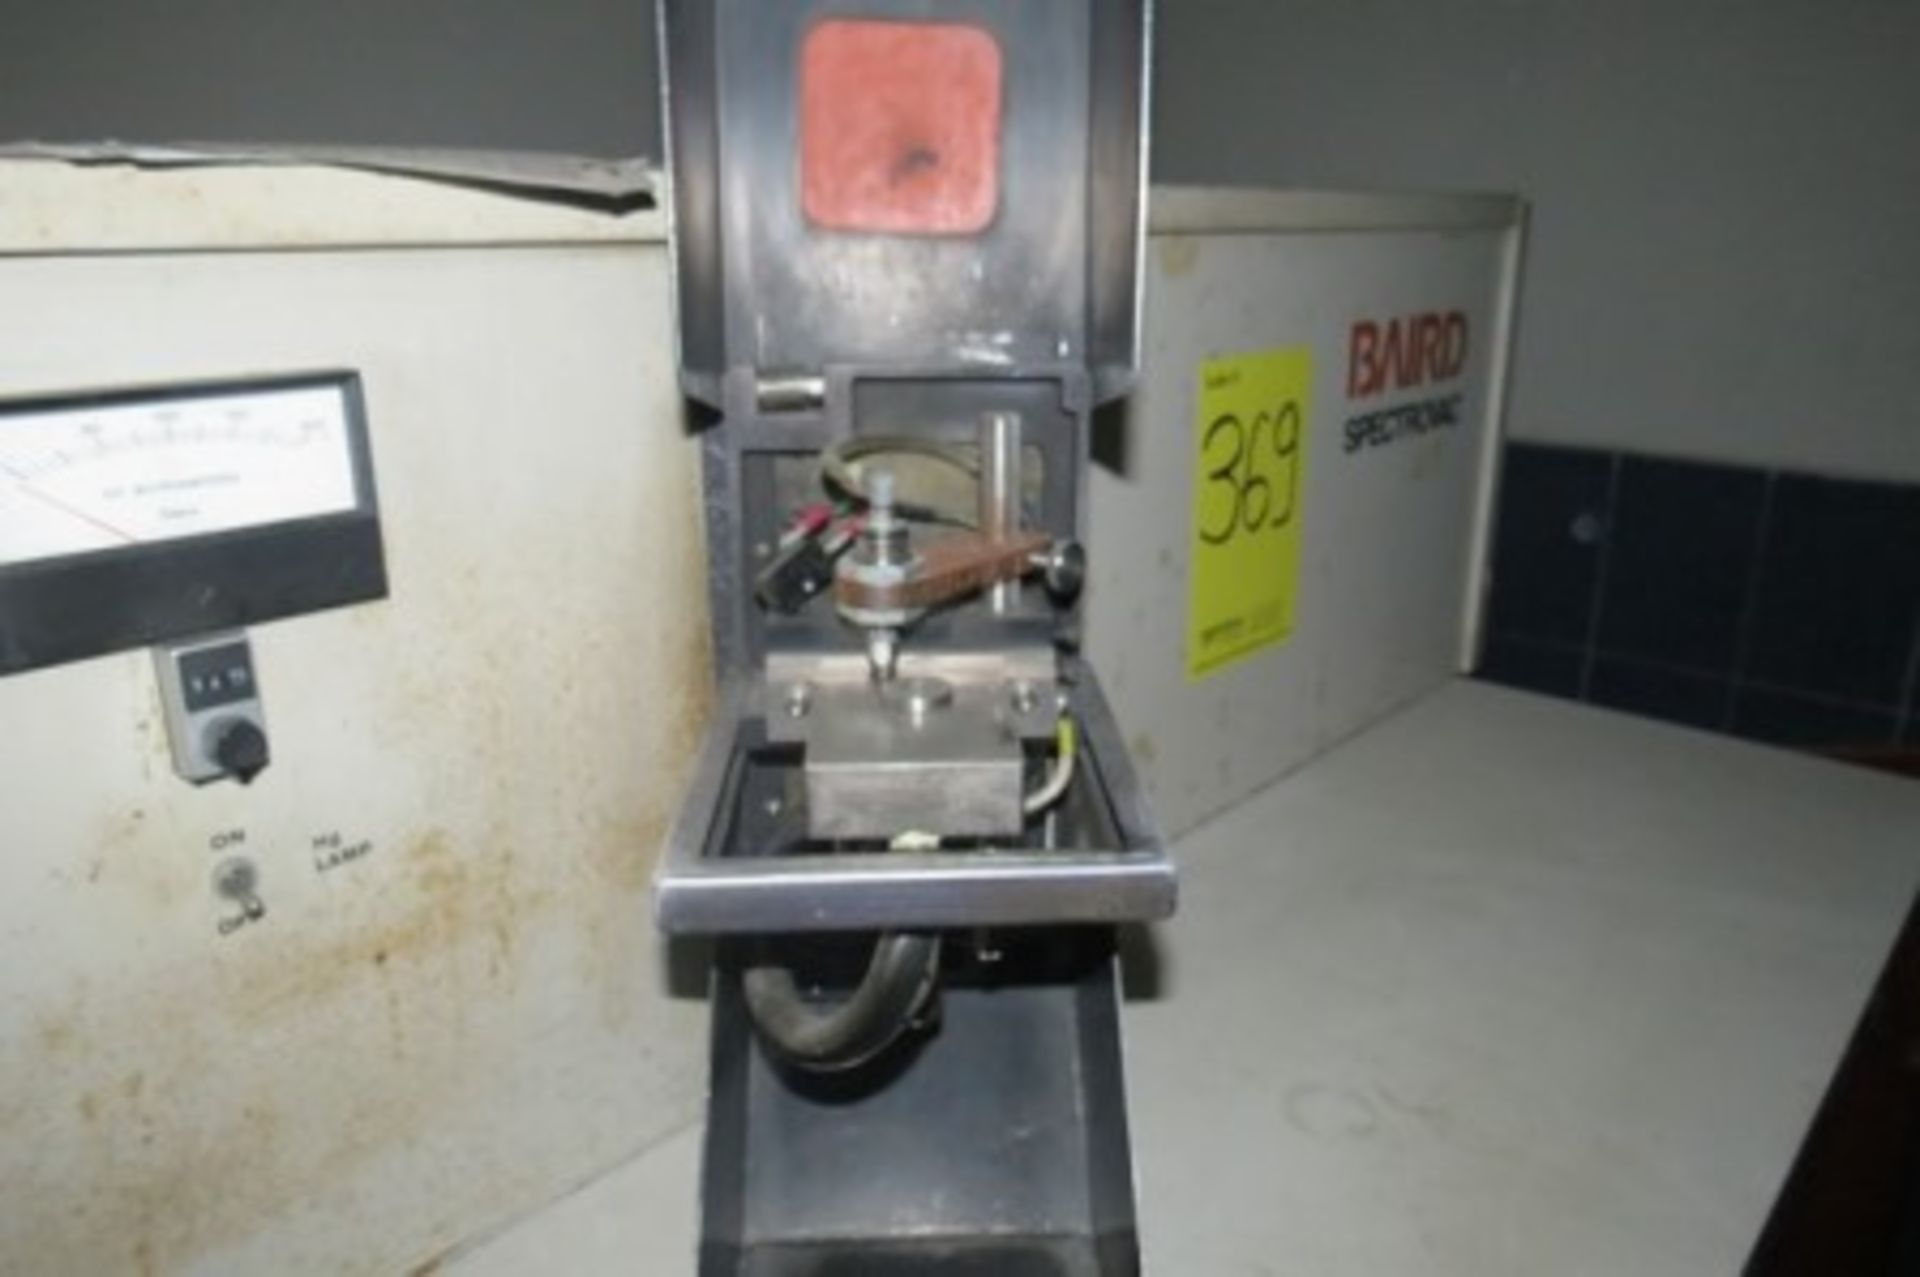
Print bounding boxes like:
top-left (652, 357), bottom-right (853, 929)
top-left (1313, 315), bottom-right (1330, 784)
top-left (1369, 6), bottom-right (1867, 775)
top-left (1187, 348), bottom-right (1311, 679)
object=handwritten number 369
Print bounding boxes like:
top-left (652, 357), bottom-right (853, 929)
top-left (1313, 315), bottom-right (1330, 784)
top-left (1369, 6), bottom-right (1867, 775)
top-left (1199, 402), bottom-right (1301, 547)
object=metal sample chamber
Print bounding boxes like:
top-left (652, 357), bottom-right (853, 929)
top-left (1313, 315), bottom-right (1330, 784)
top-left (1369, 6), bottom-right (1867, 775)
top-left (653, 1), bottom-right (1174, 1271)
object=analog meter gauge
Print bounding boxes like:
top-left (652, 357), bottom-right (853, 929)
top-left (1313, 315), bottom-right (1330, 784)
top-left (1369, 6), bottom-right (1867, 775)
top-left (2, 382), bottom-right (359, 563)
top-left (0, 372), bottom-right (386, 674)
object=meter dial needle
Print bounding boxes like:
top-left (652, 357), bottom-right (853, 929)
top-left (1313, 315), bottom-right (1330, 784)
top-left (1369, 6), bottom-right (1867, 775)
top-left (15, 482), bottom-right (137, 543)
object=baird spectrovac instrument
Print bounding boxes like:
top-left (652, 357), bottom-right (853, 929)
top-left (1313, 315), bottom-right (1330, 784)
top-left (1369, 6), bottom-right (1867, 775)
top-left (654, 2), bottom-right (1174, 1270)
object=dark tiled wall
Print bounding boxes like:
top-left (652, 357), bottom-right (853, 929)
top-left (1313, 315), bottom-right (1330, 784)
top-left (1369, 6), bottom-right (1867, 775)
top-left (1480, 443), bottom-right (1920, 757)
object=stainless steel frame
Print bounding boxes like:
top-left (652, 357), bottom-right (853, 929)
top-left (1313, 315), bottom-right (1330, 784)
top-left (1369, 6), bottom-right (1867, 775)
top-left (655, 663), bottom-right (1176, 935)
top-left (655, 5), bottom-right (1168, 1270)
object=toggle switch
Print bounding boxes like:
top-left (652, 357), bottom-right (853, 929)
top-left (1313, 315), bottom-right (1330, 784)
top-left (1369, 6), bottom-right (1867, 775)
top-left (154, 631), bottom-right (270, 785)
top-left (212, 855), bottom-right (267, 931)
top-left (212, 856), bottom-right (259, 903)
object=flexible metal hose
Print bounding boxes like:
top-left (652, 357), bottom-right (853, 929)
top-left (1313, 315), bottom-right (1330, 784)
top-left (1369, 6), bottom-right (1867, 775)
top-left (742, 931), bottom-right (942, 1072)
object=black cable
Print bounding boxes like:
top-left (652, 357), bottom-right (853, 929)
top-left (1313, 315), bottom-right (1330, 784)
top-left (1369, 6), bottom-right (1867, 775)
top-left (818, 436), bottom-right (981, 528)
top-left (742, 931), bottom-right (942, 1072)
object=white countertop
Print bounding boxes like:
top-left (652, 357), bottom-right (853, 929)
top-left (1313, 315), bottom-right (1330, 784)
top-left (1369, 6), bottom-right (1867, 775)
top-left (451, 682), bottom-right (1920, 1275)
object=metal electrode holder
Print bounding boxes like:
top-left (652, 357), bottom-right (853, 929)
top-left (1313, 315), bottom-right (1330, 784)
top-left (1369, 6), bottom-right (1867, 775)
top-left (653, 3), bottom-right (1171, 1271)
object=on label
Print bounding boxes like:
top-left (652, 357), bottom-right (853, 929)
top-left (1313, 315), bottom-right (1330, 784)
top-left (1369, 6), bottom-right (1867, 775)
top-left (1186, 347), bottom-right (1311, 679)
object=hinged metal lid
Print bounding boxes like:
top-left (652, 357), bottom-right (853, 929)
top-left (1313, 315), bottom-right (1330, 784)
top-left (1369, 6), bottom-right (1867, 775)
top-left (661, 0), bottom-right (1149, 408)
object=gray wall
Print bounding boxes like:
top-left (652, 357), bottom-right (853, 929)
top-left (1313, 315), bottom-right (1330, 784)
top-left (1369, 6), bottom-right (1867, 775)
top-left (4, 0), bottom-right (1915, 481)
top-left (1154, 0), bottom-right (1920, 483)
top-left (0, 0), bottom-right (657, 155)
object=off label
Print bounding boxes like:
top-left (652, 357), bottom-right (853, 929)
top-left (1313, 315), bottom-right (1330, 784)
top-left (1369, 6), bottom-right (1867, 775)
top-left (1186, 347), bottom-right (1311, 679)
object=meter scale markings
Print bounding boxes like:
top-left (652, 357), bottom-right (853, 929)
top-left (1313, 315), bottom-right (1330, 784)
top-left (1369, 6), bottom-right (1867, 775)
top-left (0, 385), bottom-right (357, 567)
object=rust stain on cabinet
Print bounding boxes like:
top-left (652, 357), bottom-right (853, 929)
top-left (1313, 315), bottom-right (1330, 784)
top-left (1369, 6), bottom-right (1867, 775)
top-left (0, 240), bottom-right (712, 1276)
top-left (2, 613), bottom-right (715, 1275)
top-left (1157, 235), bottom-right (1202, 278)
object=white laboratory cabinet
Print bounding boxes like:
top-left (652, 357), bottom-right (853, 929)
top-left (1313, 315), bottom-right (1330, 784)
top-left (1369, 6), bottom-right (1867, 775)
top-left (14, 159), bottom-right (1901, 1277)
top-left (0, 161), bottom-right (711, 1277)
top-left (1090, 187), bottom-right (1523, 836)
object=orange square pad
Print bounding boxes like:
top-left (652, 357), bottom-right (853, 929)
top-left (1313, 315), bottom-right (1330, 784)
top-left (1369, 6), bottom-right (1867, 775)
top-left (799, 19), bottom-right (1003, 235)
